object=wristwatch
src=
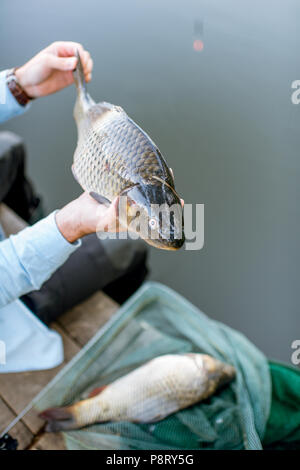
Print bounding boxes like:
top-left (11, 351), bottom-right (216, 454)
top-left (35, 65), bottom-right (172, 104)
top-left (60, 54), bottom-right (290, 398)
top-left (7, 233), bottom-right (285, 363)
top-left (6, 68), bottom-right (33, 107)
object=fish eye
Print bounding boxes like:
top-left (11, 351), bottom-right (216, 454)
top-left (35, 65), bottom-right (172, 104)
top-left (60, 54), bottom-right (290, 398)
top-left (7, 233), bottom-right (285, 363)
top-left (149, 218), bottom-right (158, 229)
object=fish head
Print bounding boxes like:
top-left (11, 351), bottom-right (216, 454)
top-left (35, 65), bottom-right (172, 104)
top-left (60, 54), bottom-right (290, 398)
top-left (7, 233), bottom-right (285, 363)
top-left (200, 354), bottom-right (236, 387)
top-left (118, 182), bottom-right (185, 250)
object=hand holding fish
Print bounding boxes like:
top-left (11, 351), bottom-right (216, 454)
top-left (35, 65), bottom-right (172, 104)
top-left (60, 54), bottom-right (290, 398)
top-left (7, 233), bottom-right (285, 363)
top-left (14, 41), bottom-right (93, 98)
top-left (55, 192), bottom-right (124, 244)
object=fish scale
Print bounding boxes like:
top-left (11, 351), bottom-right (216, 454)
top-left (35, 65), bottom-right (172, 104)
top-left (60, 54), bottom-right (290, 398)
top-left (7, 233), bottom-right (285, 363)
top-left (74, 109), bottom-right (165, 200)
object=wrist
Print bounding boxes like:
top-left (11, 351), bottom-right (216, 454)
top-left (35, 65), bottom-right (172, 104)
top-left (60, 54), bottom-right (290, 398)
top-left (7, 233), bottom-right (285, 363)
top-left (6, 67), bottom-right (33, 106)
top-left (55, 201), bottom-right (85, 243)
top-left (14, 66), bottom-right (32, 97)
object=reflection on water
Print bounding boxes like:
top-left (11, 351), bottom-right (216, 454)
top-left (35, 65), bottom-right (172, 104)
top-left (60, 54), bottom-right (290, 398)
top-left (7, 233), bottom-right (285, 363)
top-left (0, 0), bottom-right (300, 362)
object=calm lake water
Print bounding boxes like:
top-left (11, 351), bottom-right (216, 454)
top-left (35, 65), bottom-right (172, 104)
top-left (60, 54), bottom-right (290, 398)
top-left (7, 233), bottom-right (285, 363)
top-left (1, 0), bottom-right (300, 362)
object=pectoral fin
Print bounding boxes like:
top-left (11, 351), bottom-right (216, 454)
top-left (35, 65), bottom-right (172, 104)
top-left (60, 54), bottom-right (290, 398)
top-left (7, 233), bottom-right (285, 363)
top-left (90, 191), bottom-right (111, 207)
top-left (169, 167), bottom-right (175, 184)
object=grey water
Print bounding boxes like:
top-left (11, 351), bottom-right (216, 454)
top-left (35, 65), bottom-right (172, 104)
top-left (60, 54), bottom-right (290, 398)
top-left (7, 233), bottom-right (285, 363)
top-left (1, 0), bottom-right (300, 363)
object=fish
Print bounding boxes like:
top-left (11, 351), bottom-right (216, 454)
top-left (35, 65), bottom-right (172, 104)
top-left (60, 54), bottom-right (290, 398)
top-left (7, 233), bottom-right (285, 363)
top-left (72, 51), bottom-right (185, 250)
top-left (39, 353), bottom-right (235, 432)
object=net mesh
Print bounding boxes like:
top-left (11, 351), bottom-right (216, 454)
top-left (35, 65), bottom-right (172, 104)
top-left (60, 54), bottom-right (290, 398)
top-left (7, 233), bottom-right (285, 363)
top-left (34, 282), bottom-right (271, 450)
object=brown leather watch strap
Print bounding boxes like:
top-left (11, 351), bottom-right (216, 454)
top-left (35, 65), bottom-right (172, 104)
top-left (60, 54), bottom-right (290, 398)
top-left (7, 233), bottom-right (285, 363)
top-left (6, 68), bottom-right (33, 107)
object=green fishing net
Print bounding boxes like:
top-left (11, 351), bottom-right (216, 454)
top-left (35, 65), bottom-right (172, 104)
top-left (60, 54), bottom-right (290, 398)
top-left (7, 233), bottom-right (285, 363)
top-left (264, 361), bottom-right (300, 450)
top-left (34, 282), bottom-right (275, 450)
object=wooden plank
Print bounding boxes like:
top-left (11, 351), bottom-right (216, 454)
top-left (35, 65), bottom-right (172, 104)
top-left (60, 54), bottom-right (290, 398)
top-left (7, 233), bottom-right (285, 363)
top-left (0, 397), bottom-right (33, 450)
top-left (29, 431), bottom-right (66, 450)
top-left (0, 323), bottom-right (80, 435)
top-left (58, 291), bottom-right (119, 346)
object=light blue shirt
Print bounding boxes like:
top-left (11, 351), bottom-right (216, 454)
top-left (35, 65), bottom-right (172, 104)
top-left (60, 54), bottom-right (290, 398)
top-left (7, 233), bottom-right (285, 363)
top-left (0, 70), bottom-right (81, 372)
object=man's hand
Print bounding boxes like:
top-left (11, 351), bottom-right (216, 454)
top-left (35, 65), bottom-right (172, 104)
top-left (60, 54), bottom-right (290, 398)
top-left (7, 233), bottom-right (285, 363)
top-left (14, 41), bottom-right (93, 98)
top-left (55, 192), bottom-right (124, 244)
top-left (56, 193), bottom-right (185, 244)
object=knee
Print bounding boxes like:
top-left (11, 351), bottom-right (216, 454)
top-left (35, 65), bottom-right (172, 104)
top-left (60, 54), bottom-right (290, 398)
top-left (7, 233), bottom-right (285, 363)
top-left (100, 238), bottom-right (148, 273)
top-left (0, 132), bottom-right (26, 200)
top-left (0, 131), bottom-right (25, 161)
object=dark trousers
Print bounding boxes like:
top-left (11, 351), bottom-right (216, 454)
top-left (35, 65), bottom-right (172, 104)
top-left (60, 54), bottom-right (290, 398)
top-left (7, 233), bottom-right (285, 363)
top-left (0, 131), bottom-right (41, 222)
top-left (0, 131), bottom-right (148, 325)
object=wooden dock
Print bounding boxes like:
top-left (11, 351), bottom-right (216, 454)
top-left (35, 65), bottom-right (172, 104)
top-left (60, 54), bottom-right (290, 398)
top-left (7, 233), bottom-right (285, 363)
top-left (0, 204), bottom-right (119, 450)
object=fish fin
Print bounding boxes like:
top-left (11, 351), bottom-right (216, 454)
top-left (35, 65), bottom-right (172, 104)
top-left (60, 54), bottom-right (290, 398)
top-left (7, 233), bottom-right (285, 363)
top-left (169, 167), bottom-right (175, 184)
top-left (90, 191), bottom-right (111, 207)
top-left (39, 407), bottom-right (77, 432)
top-left (88, 385), bottom-right (107, 398)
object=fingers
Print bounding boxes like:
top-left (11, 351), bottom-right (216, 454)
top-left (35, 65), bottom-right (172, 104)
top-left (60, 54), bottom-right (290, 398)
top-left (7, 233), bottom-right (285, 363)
top-left (106, 197), bottom-right (126, 232)
top-left (98, 196), bottom-right (127, 233)
top-left (43, 53), bottom-right (77, 71)
top-left (48, 41), bottom-right (93, 80)
top-left (79, 50), bottom-right (93, 82)
top-left (48, 41), bottom-right (85, 57)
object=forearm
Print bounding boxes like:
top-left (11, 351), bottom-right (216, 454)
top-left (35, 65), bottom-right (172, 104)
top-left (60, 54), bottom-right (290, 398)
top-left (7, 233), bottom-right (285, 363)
top-left (55, 200), bottom-right (87, 243)
top-left (0, 212), bottom-right (81, 307)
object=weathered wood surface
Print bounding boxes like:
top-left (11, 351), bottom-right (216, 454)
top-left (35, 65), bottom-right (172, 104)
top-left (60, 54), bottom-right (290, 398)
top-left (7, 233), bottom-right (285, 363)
top-left (58, 291), bottom-right (119, 346)
top-left (29, 431), bottom-right (66, 450)
top-left (0, 324), bottom-right (80, 435)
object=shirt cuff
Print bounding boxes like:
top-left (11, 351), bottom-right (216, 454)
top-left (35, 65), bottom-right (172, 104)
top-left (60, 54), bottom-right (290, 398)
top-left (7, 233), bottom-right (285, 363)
top-left (10, 212), bottom-right (81, 288)
top-left (0, 70), bottom-right (31, 122)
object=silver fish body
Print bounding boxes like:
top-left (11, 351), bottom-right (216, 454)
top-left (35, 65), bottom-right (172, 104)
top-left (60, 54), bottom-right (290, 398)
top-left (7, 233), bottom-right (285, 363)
top-left (40, 353), bottom-right (235, 432)
top-left (72, 52), bottom-right (185, 250)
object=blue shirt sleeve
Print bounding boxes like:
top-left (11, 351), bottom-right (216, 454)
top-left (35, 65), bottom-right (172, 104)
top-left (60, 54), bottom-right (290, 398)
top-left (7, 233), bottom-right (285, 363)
top-left (0, 212), bottom-right (81, 307)
top-left (0, 70), bottom-right (31, 123)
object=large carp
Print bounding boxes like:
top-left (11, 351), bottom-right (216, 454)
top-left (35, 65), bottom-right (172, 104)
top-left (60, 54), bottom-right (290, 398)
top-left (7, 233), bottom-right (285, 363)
top-left (72, 51), bottom-right (185, 250)
top-left (40, 353), bottom-right (235, 431)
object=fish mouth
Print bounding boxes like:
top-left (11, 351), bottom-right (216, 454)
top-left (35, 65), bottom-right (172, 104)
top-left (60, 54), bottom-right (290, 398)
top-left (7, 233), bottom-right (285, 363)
top-left (144, 235), bottom-right (185, 251)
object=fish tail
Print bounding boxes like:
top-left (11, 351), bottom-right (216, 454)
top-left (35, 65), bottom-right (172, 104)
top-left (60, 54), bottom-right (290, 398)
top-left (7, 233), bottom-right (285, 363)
top-left (73, 49), bottom-right (93, 110)
top-left (39, 406), bottom-right (78, 432)
top-left (40, 396), bottom-right (105, 432)
top-left (73, 50), bottom-right (87, 94)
